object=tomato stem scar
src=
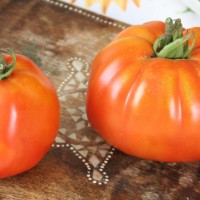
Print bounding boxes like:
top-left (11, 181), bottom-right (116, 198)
top-left (0, 48), bottom-right (16, 80)
top-left (153, 17), bottom-right (196, 59)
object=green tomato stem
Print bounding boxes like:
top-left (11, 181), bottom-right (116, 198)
top-left (0, 48), bottom-right (16, 80)
top-left (153, 17), bottom-right (196, 59)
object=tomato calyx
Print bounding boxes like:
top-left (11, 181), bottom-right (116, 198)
top-left (0, 48), bottom-right (16, 80)
top-left (153, 17), bottom-right (196, 59)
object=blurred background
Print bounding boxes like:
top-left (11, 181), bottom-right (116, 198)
top-left (61, 0), bottom-right (200, 28)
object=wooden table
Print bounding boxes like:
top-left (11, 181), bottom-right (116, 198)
top-left (0, 0), bottom-right (200, 199)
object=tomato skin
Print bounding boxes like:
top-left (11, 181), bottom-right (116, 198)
top-left (86, 21), bottom-right (200, 162)
top-left (0, 54), bottom-right (60, 178)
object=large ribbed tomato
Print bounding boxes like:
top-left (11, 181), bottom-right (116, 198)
top-left (86, 18), bottom-right (200, 162)
top-left (0, 49), bottom-right (60, 178)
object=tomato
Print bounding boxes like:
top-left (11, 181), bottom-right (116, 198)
top-left (0, 49), bottom-right (60, 178)
top-left (86, 18), bottom-right (200, 162)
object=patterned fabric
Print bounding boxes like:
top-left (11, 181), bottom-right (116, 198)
top-left (55, 57), bottom-right (115, 184)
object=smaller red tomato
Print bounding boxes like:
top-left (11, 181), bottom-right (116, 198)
top-left (0, 49), bottom-right (60, 178)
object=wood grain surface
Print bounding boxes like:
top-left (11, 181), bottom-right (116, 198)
top-left (0, 0), bottom-right (200, 199)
